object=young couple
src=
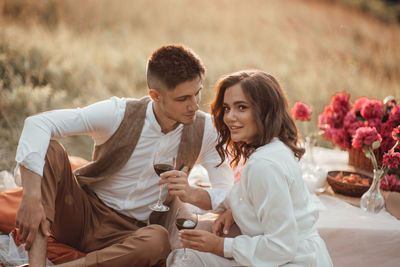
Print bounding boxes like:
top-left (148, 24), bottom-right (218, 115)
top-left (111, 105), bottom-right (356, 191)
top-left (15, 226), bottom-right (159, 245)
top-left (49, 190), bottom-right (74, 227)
top-left (15, 44), bottom-right (332, 266)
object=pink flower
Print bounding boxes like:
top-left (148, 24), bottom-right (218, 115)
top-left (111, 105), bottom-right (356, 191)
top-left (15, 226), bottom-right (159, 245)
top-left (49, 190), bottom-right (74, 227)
top-left (233, 166), bottom-right (243, 183)
top-left (331, 128), bottom-right (351, 150)
top-left (318, 110), bottom-right (329, 130)
top-left (331, 92), bottom-right (351, 115)
top-left (380, 174), bottom-right (400, 192)
top-left (352, 127), bottom-right (382, 150)
top-left (388, 105), bottom-right (400, 126)
top-left (291, 102), bottom-right (312, 121)
top-left (380, 122), bottom-right (397, 152)
top-left (321, 127), bottom-right (333, 140)
top-left (319, 104), bottom-right (346, 129)
top-left (360, 99), bottom-right (384, 120)
top-left (392, 125), bottom-right (400, 142)
top-left (343, 111), bottom-right (365, 137)
top-left (382, 151), bottom-right (400, 169)
top-left (353, 97), bottom-right (370, 113)
top-left (366, 118), bottom-right (382, 132)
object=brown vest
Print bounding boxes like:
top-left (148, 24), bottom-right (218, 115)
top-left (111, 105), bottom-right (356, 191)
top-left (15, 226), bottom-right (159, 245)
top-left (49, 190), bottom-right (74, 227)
top-left (75, 96), bottom-right (206, 185)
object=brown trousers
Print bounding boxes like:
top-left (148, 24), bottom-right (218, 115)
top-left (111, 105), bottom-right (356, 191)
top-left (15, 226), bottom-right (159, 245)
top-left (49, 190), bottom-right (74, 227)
top-left (41, 140), bottom-right (171, 266)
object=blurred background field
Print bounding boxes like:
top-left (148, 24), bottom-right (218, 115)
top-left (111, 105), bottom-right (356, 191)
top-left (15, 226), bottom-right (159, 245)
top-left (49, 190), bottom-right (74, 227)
top-left (0, 0), bottom-right (399, 172)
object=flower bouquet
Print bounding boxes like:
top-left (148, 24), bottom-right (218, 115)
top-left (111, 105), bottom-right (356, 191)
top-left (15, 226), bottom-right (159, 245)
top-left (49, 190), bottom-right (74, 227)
top-left (318, 93), bottom-right (400, 192)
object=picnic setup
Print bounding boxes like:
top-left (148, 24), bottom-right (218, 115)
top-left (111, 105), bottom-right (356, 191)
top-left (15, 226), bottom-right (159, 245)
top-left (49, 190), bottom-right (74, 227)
top-left (1, 1), bottom-right (400, 266)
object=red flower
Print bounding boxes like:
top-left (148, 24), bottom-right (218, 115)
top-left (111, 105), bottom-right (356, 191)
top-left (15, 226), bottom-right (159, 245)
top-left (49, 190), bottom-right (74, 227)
top-left (319, 93), bottom-right (350, 130)
top-left (331, 92), bottom-right (351, 114)
top-left (366, 118), bottom-right (382, 132)
top-left (291, 102), bottom-right (312, 121)
top-left (388, 105), bottom-right (400, 126)
top-left (360, 100), bottom-right (384, 120)
top-left (331, 128), bottom-right (351, 150)
top-left (233, 166), bottom-right (243, 183)
top-left (380, 122), bottom-right (397, 152)
top-left (392, 125), bottom-right (400, 142)
top-left (343, 111), bottom-right (365, 136)
top-left (383, 151), bottom-right (400, 169)
top-left (352, 127), bottom-right (382, 150)
top-left (380, 174), bottom-right (400, 192)
top-left (353, 97), bottom-right (369, 113)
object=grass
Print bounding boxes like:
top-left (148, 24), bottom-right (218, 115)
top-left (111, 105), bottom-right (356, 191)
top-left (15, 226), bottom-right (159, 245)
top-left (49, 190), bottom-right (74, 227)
top-left (317, 0), bottom-right (400, 24)
top-left (0, 0), bottom-right (399, 172)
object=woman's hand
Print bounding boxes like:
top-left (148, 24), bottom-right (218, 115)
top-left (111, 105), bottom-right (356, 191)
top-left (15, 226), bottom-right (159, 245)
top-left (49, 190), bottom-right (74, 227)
top-left (212, 208), bottom-right (234, 236)
top-left (179, 229), bottom-right (225, 256)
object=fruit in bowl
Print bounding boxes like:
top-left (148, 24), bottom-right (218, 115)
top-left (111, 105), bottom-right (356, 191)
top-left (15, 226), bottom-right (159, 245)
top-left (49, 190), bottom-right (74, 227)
top-left (334, 171), bottom-right (370, 186)
top-left (327, 170), bottom-right (372, 197)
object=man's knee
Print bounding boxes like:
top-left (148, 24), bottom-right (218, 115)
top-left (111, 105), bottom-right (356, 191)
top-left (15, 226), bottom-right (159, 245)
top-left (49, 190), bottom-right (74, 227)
top-left (134, 225), bottom-right (171, 259)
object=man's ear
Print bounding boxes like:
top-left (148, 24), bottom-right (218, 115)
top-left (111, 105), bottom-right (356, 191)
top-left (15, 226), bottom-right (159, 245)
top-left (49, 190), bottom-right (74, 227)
top-left (149, 89), bottom-right (161, 102)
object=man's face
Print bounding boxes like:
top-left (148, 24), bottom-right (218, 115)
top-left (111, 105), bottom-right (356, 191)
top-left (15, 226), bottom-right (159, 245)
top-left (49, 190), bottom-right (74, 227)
top-left (158, 76), bottom-right (202, 125)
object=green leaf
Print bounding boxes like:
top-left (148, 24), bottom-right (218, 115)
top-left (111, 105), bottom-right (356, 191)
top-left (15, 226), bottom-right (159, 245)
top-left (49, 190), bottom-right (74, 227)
top-left (372, 140), bottom-right (381, 150)
top-left (363, 145), bottom-right (371, 158)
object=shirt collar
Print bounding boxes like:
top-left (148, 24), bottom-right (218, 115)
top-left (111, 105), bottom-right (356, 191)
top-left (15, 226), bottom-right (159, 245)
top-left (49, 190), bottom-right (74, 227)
top-left (146, 100), bottom-right (183, 135)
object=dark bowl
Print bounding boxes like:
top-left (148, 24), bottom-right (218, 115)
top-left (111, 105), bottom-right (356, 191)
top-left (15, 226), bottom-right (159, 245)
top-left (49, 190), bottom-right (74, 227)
top-left (327, 170), bottom-right (372, 197)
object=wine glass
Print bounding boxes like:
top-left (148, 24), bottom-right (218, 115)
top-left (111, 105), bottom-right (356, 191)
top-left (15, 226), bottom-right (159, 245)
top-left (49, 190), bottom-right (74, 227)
top-left (175, 207), bottom-right (198, 264)
top-left (149, 152), bottom-right (175, 212)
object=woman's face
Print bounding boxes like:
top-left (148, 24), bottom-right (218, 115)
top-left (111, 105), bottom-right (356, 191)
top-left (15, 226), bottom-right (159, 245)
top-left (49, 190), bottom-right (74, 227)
top-left (223, 83), bottom-right (258, 144)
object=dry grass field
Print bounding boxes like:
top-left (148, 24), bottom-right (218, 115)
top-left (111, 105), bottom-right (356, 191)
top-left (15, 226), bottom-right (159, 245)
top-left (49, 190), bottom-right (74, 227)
top-left (0, 0), bottom-right (399, 171)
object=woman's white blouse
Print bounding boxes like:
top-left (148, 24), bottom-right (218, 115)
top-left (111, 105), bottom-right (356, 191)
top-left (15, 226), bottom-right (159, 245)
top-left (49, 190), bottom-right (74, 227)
top-left (223, 138), bottom-right (319, 266)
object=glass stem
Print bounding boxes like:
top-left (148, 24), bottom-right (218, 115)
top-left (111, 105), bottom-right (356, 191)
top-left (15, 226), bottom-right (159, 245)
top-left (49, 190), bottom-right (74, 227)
top-left (157, 186), bottom-right (163, 204)
top-left (183, 248), bottom-right (187, 260)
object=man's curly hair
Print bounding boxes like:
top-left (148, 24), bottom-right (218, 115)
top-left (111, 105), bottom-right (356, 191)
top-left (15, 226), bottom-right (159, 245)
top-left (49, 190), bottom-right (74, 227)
top-left (147, 45), bottom-right (206, 90)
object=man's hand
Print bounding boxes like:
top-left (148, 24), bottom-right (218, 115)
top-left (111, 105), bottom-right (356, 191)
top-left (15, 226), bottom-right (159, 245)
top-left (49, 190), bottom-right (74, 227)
top-left (159, 169), bottom-right (194, 203)
top-left (178, 229), bottom-right (224, 256)
top-left (212, 209), bottom-right (234, 236)
top-left (16, 166), bottom-right (50, 250)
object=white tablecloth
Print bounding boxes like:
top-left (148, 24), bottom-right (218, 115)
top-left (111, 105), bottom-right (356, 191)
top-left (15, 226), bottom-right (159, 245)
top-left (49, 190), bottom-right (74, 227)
top-left (316, 194), bottom-right (400, 267)
top-left (312, 147), bottom-right (400, 267)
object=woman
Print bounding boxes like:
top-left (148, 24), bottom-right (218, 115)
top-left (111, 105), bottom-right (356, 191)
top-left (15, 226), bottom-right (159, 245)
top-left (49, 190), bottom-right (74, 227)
top-left (167, 70), bottom-right (332, 266)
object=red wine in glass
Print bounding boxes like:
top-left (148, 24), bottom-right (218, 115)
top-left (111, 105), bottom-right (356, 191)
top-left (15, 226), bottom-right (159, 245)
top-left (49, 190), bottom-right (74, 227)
top-left (154, 163), bottom-right (174, 176)
top-left (175, 207), bottom-right (198, 264)
top-left (149, 154), bottom-right (175, 212)
top-left (175, 218), bottom-right (198, 231)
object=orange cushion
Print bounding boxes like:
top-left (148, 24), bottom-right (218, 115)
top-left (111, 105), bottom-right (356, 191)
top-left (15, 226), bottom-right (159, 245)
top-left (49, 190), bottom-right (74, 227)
top-left (0, 187), bottom-right (22, 234)
top-left (68, 156), bottom-right (90, 171)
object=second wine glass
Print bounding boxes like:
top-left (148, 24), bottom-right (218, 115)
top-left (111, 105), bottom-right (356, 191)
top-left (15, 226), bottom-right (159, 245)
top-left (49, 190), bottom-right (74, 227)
top-left (175, 207), bottom-right (198, 264)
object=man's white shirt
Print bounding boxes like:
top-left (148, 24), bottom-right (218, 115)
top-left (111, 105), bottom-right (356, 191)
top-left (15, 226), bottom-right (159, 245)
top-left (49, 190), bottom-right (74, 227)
top-left (15, 97), bottom-right (233, 221)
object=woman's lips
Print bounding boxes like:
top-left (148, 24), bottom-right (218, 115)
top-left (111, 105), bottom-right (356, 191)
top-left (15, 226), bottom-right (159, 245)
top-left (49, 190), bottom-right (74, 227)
top-left (229, 126), bottom-right (242, 133)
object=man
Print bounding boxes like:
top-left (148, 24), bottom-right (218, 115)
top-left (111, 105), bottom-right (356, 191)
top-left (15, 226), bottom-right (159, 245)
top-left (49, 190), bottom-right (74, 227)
top-left (15, 45), bottom-right (233, 267)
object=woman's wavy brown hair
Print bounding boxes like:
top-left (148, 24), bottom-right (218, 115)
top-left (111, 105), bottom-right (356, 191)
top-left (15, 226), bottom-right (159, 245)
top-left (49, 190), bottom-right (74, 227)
top-left (211, 70), bottom-right (305, 167)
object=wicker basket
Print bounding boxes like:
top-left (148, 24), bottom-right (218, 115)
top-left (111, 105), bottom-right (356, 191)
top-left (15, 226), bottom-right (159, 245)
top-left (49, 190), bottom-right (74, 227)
top-left (348, 148), bottom-right (381, 172)
top-left (327, 170), bottom-right (372, 197)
